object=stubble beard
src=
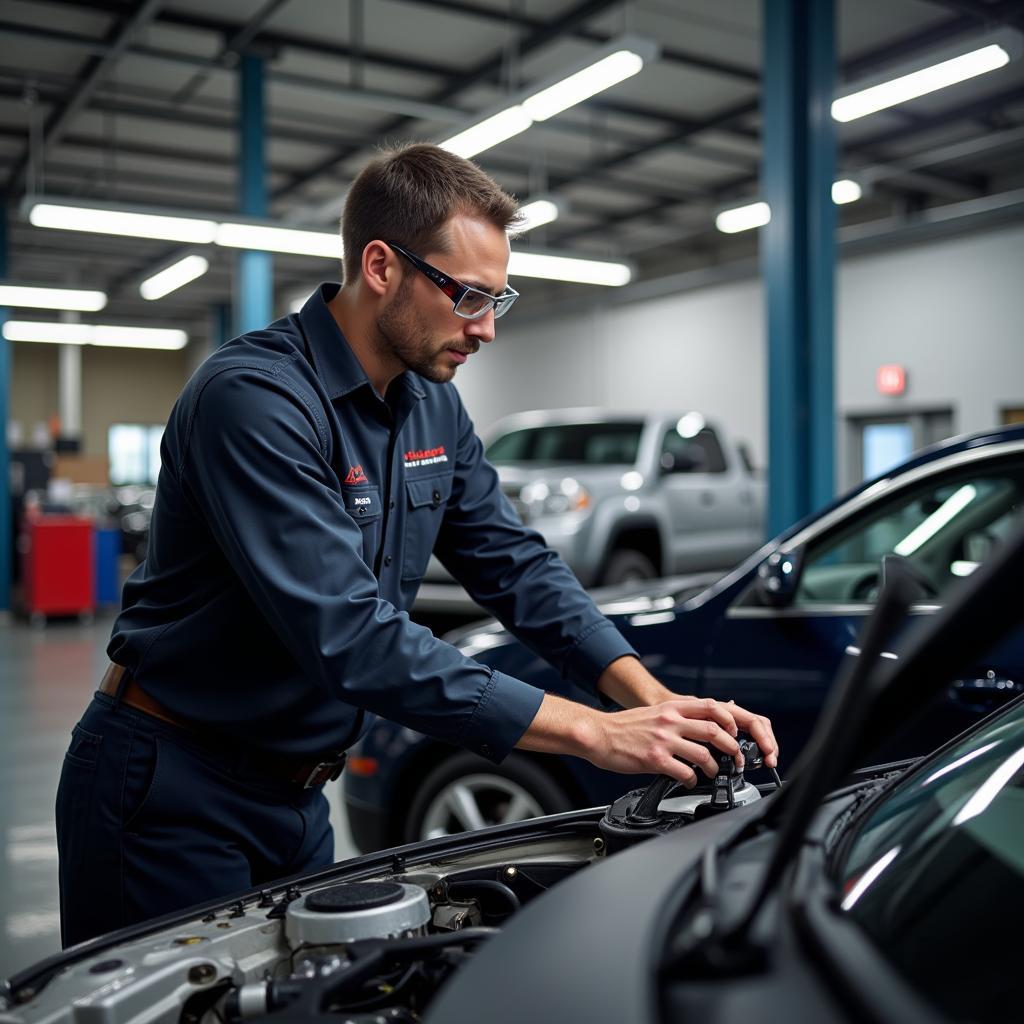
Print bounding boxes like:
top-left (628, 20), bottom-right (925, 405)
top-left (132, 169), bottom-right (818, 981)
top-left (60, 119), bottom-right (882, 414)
top-left (375, 284), bottom-right (462, 384)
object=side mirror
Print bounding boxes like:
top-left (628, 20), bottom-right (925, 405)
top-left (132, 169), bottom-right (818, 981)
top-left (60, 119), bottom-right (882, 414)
top-left (755, 546), bottom-right (805, 608)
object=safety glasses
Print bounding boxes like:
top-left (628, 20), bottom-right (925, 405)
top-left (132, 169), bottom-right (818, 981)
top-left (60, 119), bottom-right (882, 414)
top-left (388, 242), bottom-right (519, 320)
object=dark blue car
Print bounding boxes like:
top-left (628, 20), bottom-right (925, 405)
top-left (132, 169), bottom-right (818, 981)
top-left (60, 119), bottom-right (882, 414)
top-left (343, 424), bottom-right (1024, 851)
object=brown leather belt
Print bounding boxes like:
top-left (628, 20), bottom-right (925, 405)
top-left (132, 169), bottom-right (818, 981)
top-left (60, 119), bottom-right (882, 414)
top-left (98, 663), bottom-right (346, 789)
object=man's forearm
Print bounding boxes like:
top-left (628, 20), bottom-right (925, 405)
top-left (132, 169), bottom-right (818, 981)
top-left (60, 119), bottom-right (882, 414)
top-left (597, 654), bottom-right (676, 708)
top-left (515, 692), bottom-right (602, 759)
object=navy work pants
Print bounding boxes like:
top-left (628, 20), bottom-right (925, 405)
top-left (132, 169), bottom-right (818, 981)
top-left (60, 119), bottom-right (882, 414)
top-left (55, 693), bottom-right (334, 948)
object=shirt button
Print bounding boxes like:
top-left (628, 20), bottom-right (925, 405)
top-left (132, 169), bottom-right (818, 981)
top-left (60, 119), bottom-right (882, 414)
top-left (389, 500), bottom-right (395, 509)
top-left (357, 508), bottom-right (364, 516)
top-left (480, 743), bottom-right (491, 758)
top-left (432, 489), bottom-right (442, 505)
top-left (384, 555), bottom-right (393, 567)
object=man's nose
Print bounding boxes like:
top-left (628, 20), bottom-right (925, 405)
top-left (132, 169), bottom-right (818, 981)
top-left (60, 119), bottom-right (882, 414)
top-left (464, 308), bottom-right (496, 344)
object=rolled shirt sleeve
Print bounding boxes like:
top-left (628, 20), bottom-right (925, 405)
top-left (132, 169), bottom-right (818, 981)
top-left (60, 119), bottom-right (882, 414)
top-left (182, 367), bottom-right (542, 762)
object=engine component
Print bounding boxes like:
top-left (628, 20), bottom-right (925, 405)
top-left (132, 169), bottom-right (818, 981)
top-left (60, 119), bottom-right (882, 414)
top-left (284, 882), bottom-right (431, 949)
top-left (599, 740), bottom-right (765, 853)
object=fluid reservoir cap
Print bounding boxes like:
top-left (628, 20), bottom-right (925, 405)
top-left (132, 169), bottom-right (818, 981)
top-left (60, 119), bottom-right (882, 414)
top-left (285, 882), bottom-right (430, 948)
top-left (305, 882), bottom-right (405, 913)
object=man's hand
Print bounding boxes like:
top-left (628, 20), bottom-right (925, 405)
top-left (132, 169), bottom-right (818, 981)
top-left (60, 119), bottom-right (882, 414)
top-left (596, 655), bottom-right (779, 769)
top-left (517, 693), bottom-right (774, 789)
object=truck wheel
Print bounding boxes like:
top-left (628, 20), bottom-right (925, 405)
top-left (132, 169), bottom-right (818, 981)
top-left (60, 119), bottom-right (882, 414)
top-left (404, 752), bottom-right (573, 843)
top-left (601, 549), bottom-right (658, 585)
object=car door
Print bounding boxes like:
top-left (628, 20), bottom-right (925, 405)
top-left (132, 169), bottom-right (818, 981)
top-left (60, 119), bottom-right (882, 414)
top-left (659, 425), bottom-right (754, 571)
top-left (698, 449), bottom-right (1024, 762)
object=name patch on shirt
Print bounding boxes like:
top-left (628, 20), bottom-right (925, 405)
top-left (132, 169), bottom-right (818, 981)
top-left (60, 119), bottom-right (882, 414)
top-left (341, 486), bottom-right (381, 521)
top-left (404, 445), bottom-right (448, 469)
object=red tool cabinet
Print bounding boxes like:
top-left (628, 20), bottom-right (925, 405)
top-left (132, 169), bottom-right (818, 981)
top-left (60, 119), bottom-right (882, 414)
top-left (21, 515), bottom-right (96, 622)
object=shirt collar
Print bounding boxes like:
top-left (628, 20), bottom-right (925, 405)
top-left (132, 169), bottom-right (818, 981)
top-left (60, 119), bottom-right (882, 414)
top-left (297, 282), bottom-right (426, 402)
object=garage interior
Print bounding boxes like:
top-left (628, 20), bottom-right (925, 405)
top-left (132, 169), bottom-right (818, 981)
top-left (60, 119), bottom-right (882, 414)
top-left (1, 0), bottom-right (1023, 978)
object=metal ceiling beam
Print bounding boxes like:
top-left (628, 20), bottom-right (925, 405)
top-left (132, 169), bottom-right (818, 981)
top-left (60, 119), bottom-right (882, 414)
top-left (848, 83), bottom-right (1024, 153)
top-left (171, 0), bottom-right (292, 108)
top-left (389, 0), bottom-right (762, 84)
top-left (270, 0), bottom-right (624, 200)
top-left (547, 97), bottom-right (760, 191)
top-left (4, 0), bottom-right (164, 193)
top-left (922, 0), bottom-right (1024, 30)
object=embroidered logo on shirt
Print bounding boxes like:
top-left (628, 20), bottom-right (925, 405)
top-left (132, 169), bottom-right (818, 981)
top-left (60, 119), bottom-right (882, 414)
top-left (344, 465), bottom-right (368, 485)
top-left (404, 445), bottom-right (448, 469)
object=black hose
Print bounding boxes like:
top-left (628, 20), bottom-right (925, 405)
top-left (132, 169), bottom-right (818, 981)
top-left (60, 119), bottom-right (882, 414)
top-left (446, 879), bottom-right (521, 914)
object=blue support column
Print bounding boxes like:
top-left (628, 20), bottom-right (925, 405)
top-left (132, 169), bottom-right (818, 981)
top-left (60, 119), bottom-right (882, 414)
top-left (762, 0), bottom-right (836, 538)
top-left (0, 197), bottom-right (10, 612)
top-left (209, 302), bottom-right (232, 353)
top-left (235, 53), bottom-right (272, 336)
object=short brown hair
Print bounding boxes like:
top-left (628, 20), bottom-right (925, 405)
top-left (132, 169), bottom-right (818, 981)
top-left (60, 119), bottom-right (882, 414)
top-left (340, 142), bottom-right (519, 284)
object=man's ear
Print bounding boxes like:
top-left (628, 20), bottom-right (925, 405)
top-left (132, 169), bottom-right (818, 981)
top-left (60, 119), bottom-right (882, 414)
top-left (362, 240), bottom-right (398, 298)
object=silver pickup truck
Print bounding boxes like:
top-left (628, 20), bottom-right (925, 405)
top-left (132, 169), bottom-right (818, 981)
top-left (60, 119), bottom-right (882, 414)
top-left (417, 409), bottom-right (765, 615)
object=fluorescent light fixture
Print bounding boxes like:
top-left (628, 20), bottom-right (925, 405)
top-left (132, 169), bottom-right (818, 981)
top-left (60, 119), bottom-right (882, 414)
top-left (521, 49), bottom-right (645, 122)
top-left (139, 255), bottom-right (210, 300)
top-left (3, 320), bottom-right (187, 350)
top-left (440, 106), bottom-right (533, 159)
top-left (440, 36), bottom-right (657, 158)
top-left (833, 43), bottom-right (1011, 123)
top-left (894, 484), bottom-right (977, 556)
top-left (922, 742), bottom-right (997, 787)
top-left (515, 198), bottom-right (562, 233)
top-left (716, 201), bottom-right (771, 234)
top-left (841, 846), bottom-right (901, 910)
top-left (831, 179), bottom-right (863, 204)
top-left (216, 222), bottom-right (341, 259)
top-left (29, 200), bottom-right (217, 244)
top-left (952, 745), bottom-right (1024, 825)
top-left (0, 283), bottom-right (106, 312)
top-left (508, 250), bottom-right (632, 286)
top-left (25, 198), bottom-right (630, 287)
top-left (717, 179), bottom-right (864, 233)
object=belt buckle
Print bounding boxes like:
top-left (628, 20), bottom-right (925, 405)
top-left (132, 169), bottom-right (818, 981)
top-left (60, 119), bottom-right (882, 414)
top-left (303, 756), bottom-right (345, 789)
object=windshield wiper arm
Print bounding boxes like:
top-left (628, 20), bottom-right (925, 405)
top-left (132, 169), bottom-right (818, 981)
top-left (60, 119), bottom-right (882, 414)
top-left (720, 522), bottom-right (1024, 948)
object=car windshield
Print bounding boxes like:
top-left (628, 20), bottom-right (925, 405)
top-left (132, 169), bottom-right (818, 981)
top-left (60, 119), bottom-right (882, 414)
top-left (839, 696), bottom-right (1024, 1022)
top-left (486, 422), bottom-right (643, 466)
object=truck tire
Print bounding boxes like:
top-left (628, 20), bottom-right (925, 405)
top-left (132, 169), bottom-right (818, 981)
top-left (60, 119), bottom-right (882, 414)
top-left (404, 752), bottom-right (573, 843)
top-left (601, 548), bottom-right (658, 585)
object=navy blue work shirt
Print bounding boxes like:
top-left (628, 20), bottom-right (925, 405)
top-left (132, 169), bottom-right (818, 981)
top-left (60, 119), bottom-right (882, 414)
top-left (109, 283), bottom-right (637, 762)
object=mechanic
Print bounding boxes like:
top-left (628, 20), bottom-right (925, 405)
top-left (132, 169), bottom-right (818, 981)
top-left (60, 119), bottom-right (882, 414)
top-left (56, 143), bottom-right (778, 947)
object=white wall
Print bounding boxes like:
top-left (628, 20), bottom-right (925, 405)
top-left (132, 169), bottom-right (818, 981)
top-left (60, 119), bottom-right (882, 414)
top-left (456, 277), bottom-right (766, 455)
top-left (457, 222), bottom-right (1024, 477)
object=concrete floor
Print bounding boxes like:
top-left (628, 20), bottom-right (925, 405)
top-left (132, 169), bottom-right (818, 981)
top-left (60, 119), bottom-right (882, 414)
top-left (0, 613), bottom-right (358, 980)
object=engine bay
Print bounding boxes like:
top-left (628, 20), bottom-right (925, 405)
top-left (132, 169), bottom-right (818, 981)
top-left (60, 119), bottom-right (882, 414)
top-left (1, 743), bottom-right (774, 1024)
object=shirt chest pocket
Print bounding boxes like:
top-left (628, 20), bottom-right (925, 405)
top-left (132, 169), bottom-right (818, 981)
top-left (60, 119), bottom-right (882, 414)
top-left (341, 486), bottom-right (383, 565)
top-left (402, 473), bottom-right (454, 582)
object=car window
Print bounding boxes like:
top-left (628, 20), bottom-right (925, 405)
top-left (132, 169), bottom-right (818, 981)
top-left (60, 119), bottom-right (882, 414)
top-left (795, 463), bottom-right (1024, 605)
top-left (486, 422), bottom-right (643, 465)
top-left (839, 698), bottom-right (1024, 1023)
top-left (659, 427), bottom-right (728, 474)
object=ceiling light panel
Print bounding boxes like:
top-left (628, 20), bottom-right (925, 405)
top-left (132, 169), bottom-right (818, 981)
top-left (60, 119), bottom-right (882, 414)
top-left (3, 321), bottom-right (188, 350)
top-left (140, 255), bottom-right (210, 301)
top-left (28, 201), bottom-right (218, 244)
top-left (0, 283), bottom-right (107, 312)
top-left (508, 251), bottom-right (632, 286)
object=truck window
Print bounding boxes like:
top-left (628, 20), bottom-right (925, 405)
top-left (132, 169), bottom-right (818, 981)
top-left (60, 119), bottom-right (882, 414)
top-left (487, 422), bottom-right (644, 465)
top-left (659, 427), bottom-right (728, 474)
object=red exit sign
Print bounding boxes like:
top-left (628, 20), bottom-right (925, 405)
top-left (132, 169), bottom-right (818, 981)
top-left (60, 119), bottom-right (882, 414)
top-left (877, 364), bottom-right (907, 396)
